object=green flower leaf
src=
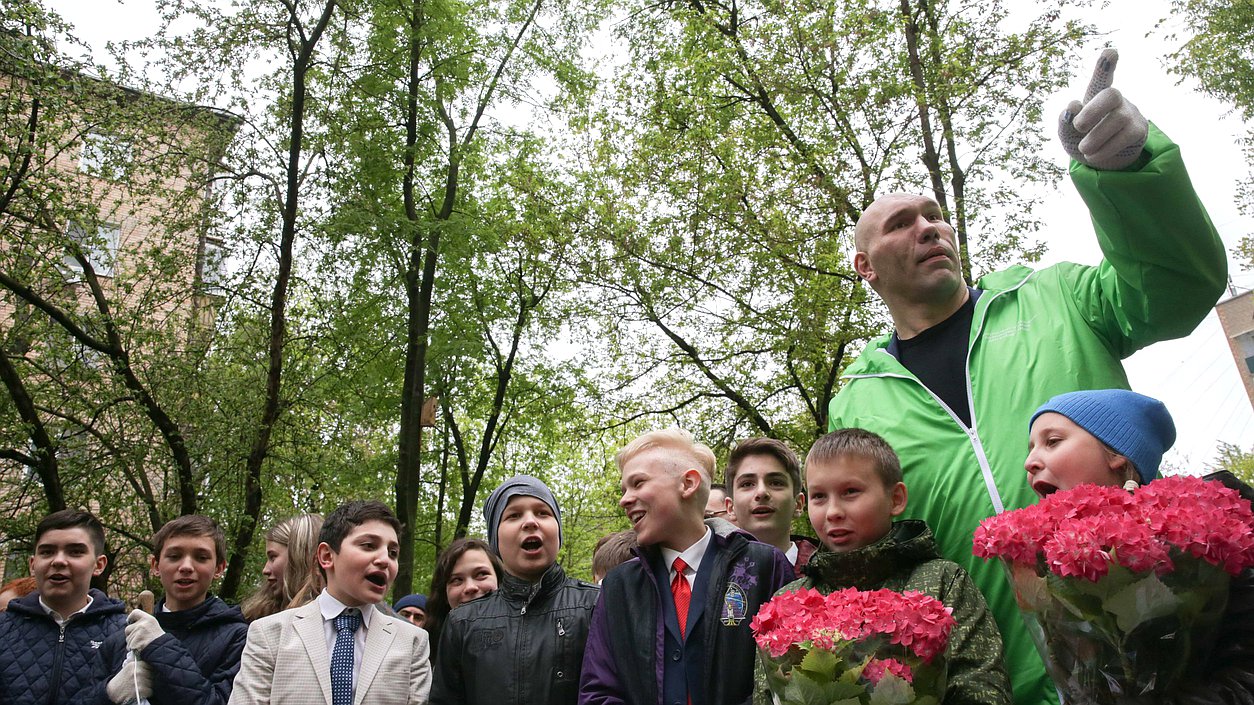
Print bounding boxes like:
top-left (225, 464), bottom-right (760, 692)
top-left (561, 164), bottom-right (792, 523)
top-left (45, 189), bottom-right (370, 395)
top-left (1103, 573), bottom-right (1180, 633)
top-left (783, 671), bottom-right (830, 705)
top-left (799, 648), bottom-right (840, 675)
top-left (822, 680), bottom-right (866, 701)
top-left (867, 672), bottom-right (916, 705)
top-left (780, 670), bottom-right (869, 705)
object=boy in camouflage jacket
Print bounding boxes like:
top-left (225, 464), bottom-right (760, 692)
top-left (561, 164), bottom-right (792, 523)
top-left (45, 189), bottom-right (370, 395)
top-left (756, 429), bottom-right (1010, 705)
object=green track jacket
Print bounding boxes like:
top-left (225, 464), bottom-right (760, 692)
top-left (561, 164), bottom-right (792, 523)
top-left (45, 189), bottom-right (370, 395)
top-left (827, 124), bottom-right (1227, 705)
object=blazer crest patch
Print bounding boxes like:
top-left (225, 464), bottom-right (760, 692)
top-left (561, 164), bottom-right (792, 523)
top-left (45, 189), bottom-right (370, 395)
top-left (720, 582), bottom-right (748, 626)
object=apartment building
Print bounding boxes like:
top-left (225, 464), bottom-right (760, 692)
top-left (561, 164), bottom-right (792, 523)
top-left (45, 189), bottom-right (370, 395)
top-left (0, 54), bottom-right (238, 586)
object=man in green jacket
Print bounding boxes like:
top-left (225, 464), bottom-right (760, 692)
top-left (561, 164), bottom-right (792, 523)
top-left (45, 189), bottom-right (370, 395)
top-left (827, 49), bottom-right (1227, 705)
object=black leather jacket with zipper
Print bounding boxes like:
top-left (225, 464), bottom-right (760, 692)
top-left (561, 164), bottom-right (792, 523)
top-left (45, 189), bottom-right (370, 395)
top-left (430, 562), bottom-right (599, 705)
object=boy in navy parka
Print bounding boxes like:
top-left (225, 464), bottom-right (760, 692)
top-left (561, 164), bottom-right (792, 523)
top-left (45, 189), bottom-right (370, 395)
top-left (0, 509), bottom-right (126, 705)
top-left (86, 515), bottom-right (248, 705)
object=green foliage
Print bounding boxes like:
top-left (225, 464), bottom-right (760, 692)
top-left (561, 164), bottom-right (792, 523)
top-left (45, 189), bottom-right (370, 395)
top-left (0, 0), bottom-right (242, 589)
top-left (571, 0), bottom-right (1089, 451)
top-left (1209, 441), bottom-right (1254, 485)
top-left (1166, 0), bottom-right (1254, 121)
top-left (2, 0), bottom-right (1107, 600)
top-left (1165, 0), bottom-right (1254, 268)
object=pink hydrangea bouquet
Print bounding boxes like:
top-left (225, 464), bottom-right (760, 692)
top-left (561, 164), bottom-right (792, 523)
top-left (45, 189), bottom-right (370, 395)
top-left (973, 476), bottom-right (1254, 704)
top-left (751, 587), bottom-right (955, 705)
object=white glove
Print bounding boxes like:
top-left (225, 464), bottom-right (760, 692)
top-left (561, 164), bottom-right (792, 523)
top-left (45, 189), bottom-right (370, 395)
top-left (1058, 48), bottom-right (1148, 170)
top-left (105, 657), bottom-right (153, 704)
top-left (124, 609), bottom-right (165, 654)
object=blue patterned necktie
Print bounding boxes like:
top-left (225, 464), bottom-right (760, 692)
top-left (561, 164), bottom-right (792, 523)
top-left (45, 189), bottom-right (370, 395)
top-left (331, 609), bottom-right (361, 705)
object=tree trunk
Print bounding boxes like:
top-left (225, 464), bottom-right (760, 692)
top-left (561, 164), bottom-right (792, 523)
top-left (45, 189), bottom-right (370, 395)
top-left (220, 0), bottom-right (338, 600)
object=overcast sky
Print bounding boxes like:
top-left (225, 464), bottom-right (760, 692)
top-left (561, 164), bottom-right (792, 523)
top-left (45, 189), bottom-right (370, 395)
top-left (45, 0), bottom-right (1254, 469)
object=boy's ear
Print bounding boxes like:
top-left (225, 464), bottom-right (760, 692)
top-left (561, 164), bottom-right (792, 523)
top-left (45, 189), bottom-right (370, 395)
top-left (678, 468), bottom-right (702, 500)
top-left (889, 482), bottom-right (908, 517)
top-left (215, 559), bottom-right (226, 579)
top-left (1107, 453), bottom-right (1130, 476)
top-left (149, 554), bottom-right (160, 577)
top-left (93, 553), bottom-right (108, 577)
top-left (315, 541), bottom-right (336, 573)
top-left (792, 491), bottom-right (806, 518)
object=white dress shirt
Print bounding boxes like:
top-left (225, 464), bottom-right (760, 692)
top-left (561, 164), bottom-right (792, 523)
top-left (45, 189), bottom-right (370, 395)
top-left (40, 594), bottom-right (92, 627)
top-left (660, 526), bottom-right (712, 584)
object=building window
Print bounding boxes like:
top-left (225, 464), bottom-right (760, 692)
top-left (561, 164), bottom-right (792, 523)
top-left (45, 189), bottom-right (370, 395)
top-left (201, 237), bottom-right (227, 293)
top-left (79, 132), bottom-right (132, 181)
top-left (1237, 331), bottom-right (1254, 374)
top-left (63, 222), bottom-right (121, 278)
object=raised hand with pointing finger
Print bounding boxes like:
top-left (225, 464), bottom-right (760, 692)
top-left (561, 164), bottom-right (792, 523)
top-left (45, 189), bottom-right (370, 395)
top-left (1058, 48), bottom-right (1148, 170)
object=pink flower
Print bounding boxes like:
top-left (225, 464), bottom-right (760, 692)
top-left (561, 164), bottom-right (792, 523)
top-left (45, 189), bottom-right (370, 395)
top-left (751, 588), bottom-right (956, 663)
top-left (1043, 517), bottom-right (1111, 581)
top-left (862, 657), bottom-right (914, 685)
top-left (974, 504), bottom-right (1052, 565)
top-left (973, 476), bottom-right (1254, 578)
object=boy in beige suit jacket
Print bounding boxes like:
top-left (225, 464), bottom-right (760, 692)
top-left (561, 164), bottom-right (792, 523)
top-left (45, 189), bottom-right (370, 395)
top-left (228, 501), bottom-right (431, 705)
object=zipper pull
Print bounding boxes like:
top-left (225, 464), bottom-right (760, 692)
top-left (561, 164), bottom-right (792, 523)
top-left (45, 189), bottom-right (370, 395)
top-left (58, 624), bottom-right (65, 643)
top-left (520, 605), bottom-right (527, 615)
top-left (557, 618), bottom-right (566, 636)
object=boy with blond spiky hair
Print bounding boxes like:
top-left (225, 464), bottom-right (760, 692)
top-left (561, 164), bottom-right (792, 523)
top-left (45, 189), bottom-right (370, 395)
top-left (580, 428), bottom-right (793, 705)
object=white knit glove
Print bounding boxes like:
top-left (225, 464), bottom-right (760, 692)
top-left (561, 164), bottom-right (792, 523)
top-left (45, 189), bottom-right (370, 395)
top-left (124, 609), bottom-right (165, 654)
top-left (1058, 48), bottom-right (1149, 170)
top-left (105, 657), bottom-right (153, 704)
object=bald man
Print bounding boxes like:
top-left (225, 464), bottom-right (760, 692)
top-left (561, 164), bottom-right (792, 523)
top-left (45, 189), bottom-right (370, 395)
top-left (827, 50), bottom-right (1227, 705)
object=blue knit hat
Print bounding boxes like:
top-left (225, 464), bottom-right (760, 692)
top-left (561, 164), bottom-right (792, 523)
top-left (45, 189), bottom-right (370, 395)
top-left (394, 593), bottom-right (426, 612)
top-left (482, 475), bottom-right (563, 554)
top-left (1030, 389), bottom-right (1176, 484)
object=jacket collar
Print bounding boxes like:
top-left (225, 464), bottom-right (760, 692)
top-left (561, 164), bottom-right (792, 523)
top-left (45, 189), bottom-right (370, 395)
top-left (632, 517), bottom-right (752, 580)
top-left (792, 535), bottom-right (819, 570)
top-left (155, 594), bottom-right (243, 630)
top-left (844, 267), bottom-right (1034, 378)
top-left (9, 587), bottom-right (124, 620)
top-left (498, 562), bottom-right (565, 607)
top-left (800, 520), bottom-right (938, 589)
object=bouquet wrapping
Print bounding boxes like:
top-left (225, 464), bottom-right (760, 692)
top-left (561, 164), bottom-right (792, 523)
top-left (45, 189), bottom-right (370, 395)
top-left (751, 587), bottom-right (955, 705)
top-left (973, 476), bottom-right (1254, 704)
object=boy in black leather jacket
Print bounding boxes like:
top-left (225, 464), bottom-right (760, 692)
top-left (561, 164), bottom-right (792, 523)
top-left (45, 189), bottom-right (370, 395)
top-left (431, 476), bottom-right (598, 705)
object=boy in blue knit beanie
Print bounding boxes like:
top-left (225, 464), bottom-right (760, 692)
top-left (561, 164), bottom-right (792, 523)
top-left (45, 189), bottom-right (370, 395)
top-left (1025, 388), bottom-right (1175, 497)
top-left (1024, 389), bottom-right (1254, 703)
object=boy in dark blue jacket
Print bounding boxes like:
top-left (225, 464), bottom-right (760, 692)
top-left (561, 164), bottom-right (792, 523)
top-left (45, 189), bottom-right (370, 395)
top-left (87, 515), bottom-right (248, 705)
top-left (580, 428), bottom-right (794, 705)
top-left (0, 509), bottom-right (126, 705)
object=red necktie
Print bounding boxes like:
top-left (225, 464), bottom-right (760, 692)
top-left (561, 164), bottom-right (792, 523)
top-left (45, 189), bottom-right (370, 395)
top-left (671, 557), bottom-right (691, 638)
